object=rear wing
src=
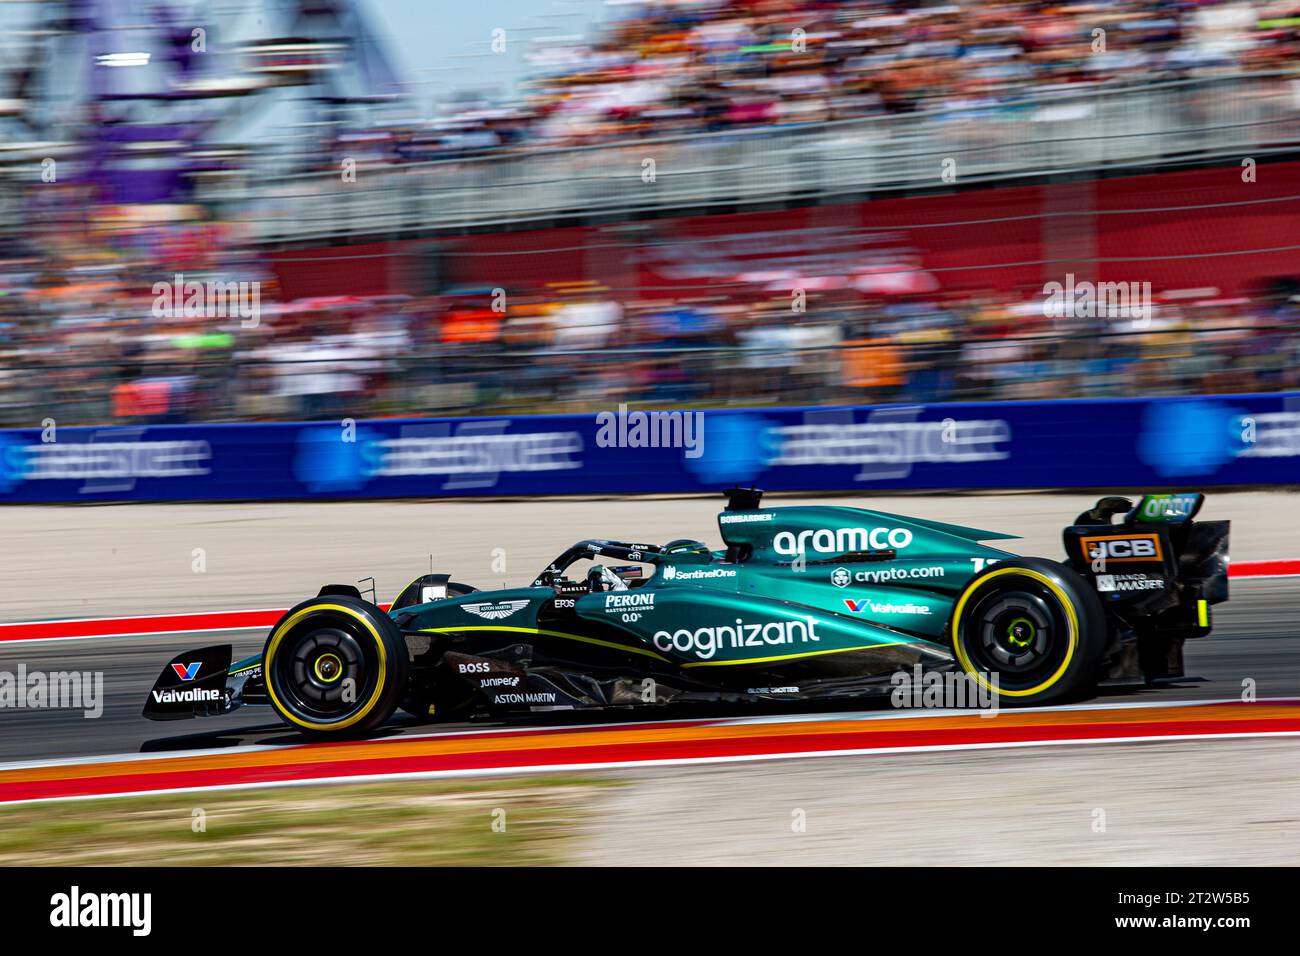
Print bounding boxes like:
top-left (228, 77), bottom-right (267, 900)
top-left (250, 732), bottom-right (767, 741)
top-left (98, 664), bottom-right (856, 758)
top-left (1063, 493), bottom-right (1229, 639)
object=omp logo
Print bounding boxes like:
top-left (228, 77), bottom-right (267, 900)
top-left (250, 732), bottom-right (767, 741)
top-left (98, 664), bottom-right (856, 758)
top-left (461, 600), bottom-right (530, 621)
top-left (773, 527), bottom-right (913, 556)
top-left (653, 617), bottom-right (819, 660)
top-left (1080, 533), bottom-right (1163, 563)
top-left (170, 662), bottom-right (201, 681)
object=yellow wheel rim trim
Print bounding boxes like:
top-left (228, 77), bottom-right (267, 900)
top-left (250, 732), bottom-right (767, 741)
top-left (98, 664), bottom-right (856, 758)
top-left (952, 568), bottom-right (1079, 698)
top-left (313, 652), bottom-right (344, 683)
top-left (265, 604), bottom-right (388, 731)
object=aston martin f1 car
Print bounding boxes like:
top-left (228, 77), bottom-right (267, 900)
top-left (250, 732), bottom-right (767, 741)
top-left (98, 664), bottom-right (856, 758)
top-left (144, 488), bottom-right (1229, 736)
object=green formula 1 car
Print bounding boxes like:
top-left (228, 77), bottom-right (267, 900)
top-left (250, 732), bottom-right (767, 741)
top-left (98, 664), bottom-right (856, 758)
top-left (144, 488), bottom-right (1230, 736)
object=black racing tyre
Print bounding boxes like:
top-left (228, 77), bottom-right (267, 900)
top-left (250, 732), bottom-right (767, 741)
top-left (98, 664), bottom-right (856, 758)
top-left (391, 576), bottom-right (478, 612)
top-left (949, 557), bottom-right (1106, 706)
top-left (263, 596), bottom-right (409, 737)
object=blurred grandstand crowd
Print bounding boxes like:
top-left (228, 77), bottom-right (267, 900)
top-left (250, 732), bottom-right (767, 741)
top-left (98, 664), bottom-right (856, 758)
top-left (2, 210), bottom-right (1298, 427)
top-left (3, 0), bottom-right (1300, 427)
top-left (362, 0), bottom-right (1297, 159)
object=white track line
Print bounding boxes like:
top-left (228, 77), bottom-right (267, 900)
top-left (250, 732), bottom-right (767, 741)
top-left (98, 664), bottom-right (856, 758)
top-left (0, 695), bottom-right (1292, 774)
top-left (6, 729), bottom-right (1300, 807)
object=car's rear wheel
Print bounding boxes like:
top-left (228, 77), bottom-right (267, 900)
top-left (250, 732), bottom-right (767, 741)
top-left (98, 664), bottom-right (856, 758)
top-left (263, 597), bottom-right (409, 736)
top-left (950, 558), bottom-right (1106, 705)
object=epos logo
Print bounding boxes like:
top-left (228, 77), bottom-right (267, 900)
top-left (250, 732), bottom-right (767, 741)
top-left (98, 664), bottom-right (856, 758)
top-left (1080, 533), bottom-right (1163, 563)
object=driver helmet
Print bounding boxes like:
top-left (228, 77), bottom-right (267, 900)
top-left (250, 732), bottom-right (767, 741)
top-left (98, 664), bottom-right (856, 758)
top-left (662, 539), bottom-right (711, 556)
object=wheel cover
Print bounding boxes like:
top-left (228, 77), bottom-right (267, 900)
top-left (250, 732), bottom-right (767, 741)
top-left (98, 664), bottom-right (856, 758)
top-left (953, 568), bottom-right (1080, 698)
top-left (970, 591), bottom-right (1056, 675)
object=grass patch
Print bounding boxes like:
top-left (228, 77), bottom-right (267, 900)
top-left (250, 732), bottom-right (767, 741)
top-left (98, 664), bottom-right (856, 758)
top-left (0, 776), bottom-right (617, 866)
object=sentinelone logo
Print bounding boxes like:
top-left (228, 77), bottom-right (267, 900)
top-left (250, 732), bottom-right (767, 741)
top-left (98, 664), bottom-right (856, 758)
top-left (50, 887), bottom-right (150, 936)
top-left (660, 566), bottom-right (737, 580)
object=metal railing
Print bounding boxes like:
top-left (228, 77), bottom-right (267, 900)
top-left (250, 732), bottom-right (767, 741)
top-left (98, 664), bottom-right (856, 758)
top-left (198, 72), bottom-right (1300, 242)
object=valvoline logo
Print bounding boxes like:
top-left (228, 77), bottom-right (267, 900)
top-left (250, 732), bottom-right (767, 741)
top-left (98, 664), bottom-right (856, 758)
top-left (171, 662), bottom-right (201, 681)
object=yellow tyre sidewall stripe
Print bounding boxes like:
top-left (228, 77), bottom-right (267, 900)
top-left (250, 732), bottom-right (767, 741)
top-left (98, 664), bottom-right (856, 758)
top-left (952, 567), bottom-right (1079, 699)
top-left (264, 603), bottom-right (388, 731)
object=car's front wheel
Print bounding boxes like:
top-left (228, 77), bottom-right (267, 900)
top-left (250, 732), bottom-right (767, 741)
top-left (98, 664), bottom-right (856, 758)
top-left (263, 596), bottom-right (409, 736)
top-left (950, 557), bottom-right (1106, 705)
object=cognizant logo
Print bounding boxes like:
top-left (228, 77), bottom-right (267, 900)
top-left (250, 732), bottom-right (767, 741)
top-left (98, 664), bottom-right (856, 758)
top-left (773, 527), bottom-right (913, 556)
top-left (653, 617), bottom-right (819, 660)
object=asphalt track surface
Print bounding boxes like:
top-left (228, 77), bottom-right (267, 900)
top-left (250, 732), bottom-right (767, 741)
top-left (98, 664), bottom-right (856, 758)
top-left (1, 577), bottom-right (1296, 764)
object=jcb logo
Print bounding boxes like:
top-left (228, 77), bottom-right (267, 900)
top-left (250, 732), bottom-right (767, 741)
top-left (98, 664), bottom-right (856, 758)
top-left (1080, 533), bottom-right (1163, 563)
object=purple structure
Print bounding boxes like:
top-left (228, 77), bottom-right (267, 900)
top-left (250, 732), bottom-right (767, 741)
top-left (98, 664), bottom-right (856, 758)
top-left (0, 0), bottom-right (407, 204)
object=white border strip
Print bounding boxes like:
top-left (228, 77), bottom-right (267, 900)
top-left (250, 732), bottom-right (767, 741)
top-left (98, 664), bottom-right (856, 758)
top-left (1, 695), bottom-right (1289, 774)
top-left (6, 729), bottom-right (1300, 807)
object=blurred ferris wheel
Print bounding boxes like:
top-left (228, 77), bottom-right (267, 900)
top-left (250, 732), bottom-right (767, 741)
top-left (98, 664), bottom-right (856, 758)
top-left (0, 0), bottom-right (407, 202)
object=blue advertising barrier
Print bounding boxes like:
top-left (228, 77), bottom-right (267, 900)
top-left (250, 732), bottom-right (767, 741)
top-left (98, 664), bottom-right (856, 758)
top-left (0, 393), bottom-right (1296, 503)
